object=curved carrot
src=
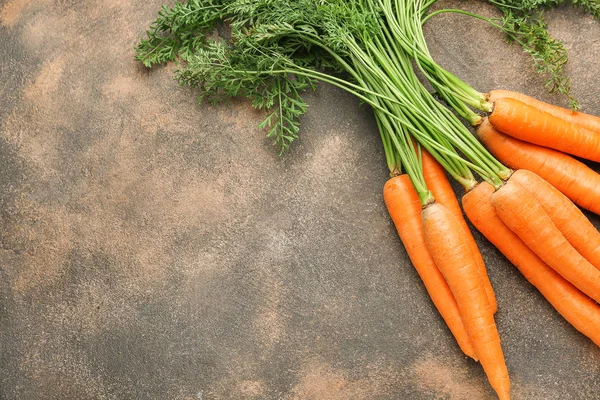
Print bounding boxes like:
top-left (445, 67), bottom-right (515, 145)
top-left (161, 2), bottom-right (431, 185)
top-left (491, 178), bottom-right (600, 304)
top-left (488, 89), bottom-right (600, 135)
top-left (422, 202), bottom-right (510, 400)
top-left (464, 182), bottom-right (600, 346)
top-left (510, 170), bottom-right (600, 270)
top-left (421, 148), bottom-right (497, 314)
top-left (476, 118), bottom-right (600, 215)
top-left (489, 97), bottom-right (600, 162)
top-left (384, 175), bottom-right (477, 360)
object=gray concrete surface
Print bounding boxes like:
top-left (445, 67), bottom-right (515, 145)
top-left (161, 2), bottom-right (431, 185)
top-left (1, 0), bottom-right (599, 399)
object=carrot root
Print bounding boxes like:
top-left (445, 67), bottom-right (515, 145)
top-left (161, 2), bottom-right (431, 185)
top-left (476, 118), bottom-right (600, 215)
top-left (384, 176), bottom-right (478, 360)
top-left (464, 182), bottom-right (600, 347)
top-left (421, 148), bottom-right (497, 314)
top-left (422, 202), bottom-right (510, 400)
top-left (491, 176), bottom-right (600, 304)
top-left (488, 89), bottom-right (600, 135)
top-left (510, 170), bottom-right (600, 270)
top-left (489, 97), bottom-right (600, 162)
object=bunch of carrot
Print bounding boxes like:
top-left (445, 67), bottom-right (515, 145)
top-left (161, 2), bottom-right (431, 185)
top-left (384, 102), bottom-right (600, 400)
top-left (384, 149), bottom-right (509, 399)
top-left (471, 96), bottom-right (600, 342)
top-left (376, 2), bottom-right (600, 399)
top-left (136, 1), bottom-right (599, 398)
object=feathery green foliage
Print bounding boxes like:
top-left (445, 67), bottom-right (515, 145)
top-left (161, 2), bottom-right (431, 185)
top-left (572, 0), bottom-right (600, 18)
top-left (487, 0), bottom-right (600, 107)
top-left (135, 0), bottom-right (584, 189)
top-left (136, 0), bottom-right (227, 67)
top-left (135, 0), bottom-right (391, 154)
top-left (498, 11), bottom-right (574, 107)
top-left (489, 0), bottom-right (600, 17)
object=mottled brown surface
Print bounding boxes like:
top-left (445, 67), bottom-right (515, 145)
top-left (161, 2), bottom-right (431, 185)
top-left (1, 0), bottom-right (600, 399)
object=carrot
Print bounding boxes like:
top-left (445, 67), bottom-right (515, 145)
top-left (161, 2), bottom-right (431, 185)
top-left (420, 148), bottom-right (497, 313)
top-left (476, 118), bottom-right (600, 215)
top-left (510, 170), bottom-right (600, 270)
top-left (464, 182), bottom-right (600, 346)
top-left (491, 178), bottom-right (600, 303)
top-left (384, 175), bottom-right (477, 360)
top-left (422, 202), bottom-right (509, 400)
top-left (488, 89), bottom-right (600, 135)
top-left (489, 97), bottom-right (600, 162)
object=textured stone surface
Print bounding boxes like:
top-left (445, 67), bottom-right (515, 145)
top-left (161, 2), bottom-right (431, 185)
top-left (1, 1), bottom-right (599, 399)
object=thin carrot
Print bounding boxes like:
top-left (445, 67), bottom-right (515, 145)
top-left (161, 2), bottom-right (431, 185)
top-left (476, 118), bottom-right (600, 215)
top-left (464, 182), bottom-right (600, 346)
top-left (384, 175), bottom-right (477, 360)
top-left (420, 148), bottom-right (497, 313)
top-left (491, 178), bottom-right (600, 303)
top-left (509, 170), bottom-right (600, 269)
top-left (488, 89), bottom-right (600, 135)
top-left (489, 97), bottom-right (600, 162)
top-left (422, 202), bottom-right (509, 400)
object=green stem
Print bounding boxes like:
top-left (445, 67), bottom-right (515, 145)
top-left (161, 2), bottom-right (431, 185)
top-left (422, 8), bottom-right (500, 26)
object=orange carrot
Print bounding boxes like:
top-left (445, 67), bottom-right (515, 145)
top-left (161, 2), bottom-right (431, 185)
top-left (510, 170), bottom-right (600, 270)
top-left (422, 202), bottom-right (509, 400)
top-left (489, 97), bottom-right (600, 162)
top-left (464, 182), bottom-right (600, 346)
top-left (476, 118), bottom-right (600, 215)
top-left (384, 175), bottom-right (477, 360)
top-left (421, 148), bottom-right (497, 313)
top-left (491, 178), bottom-right (600, 303)
top-left (488, 89), bottom-right (600, 135)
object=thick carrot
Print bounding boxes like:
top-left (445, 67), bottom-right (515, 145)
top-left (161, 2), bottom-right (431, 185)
top-left (421, 148), bottom-right (497, 313)
top-left (422, 202), bottom-right (509, 400)
top-left (383, 175), bottom-right (477, 360)
top-left (488, 89), bottom-right (600, 135)
top-left (489, 97), bottom-right (600, 162)
top-left (476, 118), bottom-right (600, 215)
top-left (510, 169), bottom-right (600, 270)
top-left (491, 178), bottom-right (600, 303)
top-left (464, 182), bottom-right (600, 346)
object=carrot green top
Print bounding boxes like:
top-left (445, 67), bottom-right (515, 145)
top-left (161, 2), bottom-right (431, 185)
top-left (136, 0), bottom-right (514, 198)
